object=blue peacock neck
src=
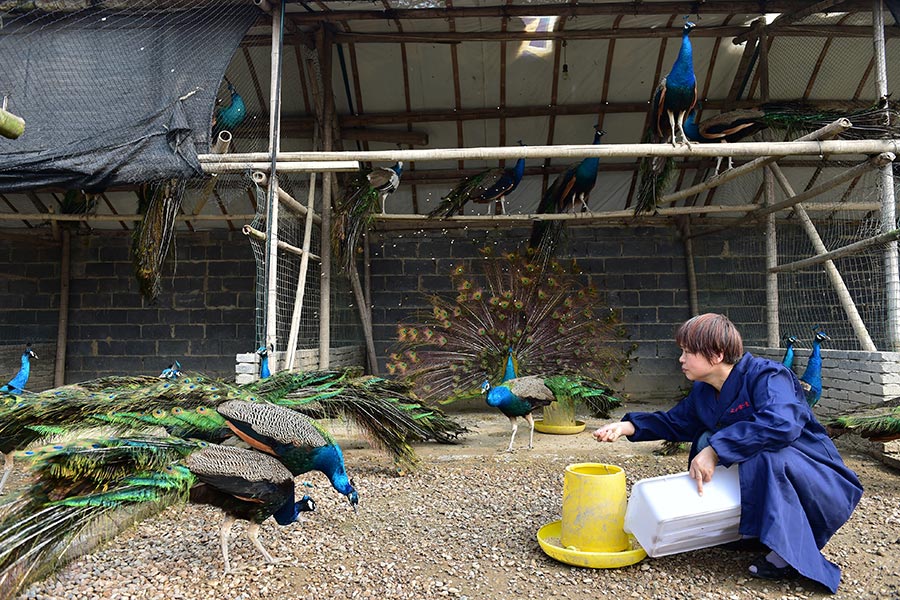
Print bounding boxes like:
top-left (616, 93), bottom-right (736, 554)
top-left (313, 444), bottom-right (353, 495)
top-left (670, 29), bottom-right (696, 86)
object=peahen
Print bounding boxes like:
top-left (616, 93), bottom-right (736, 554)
top-left (799, 327), bottom-right (830, 408)
top-left (334, 162), bottom-right (403, 273)
top-left (0, 437), bottom-right (316, 593)
top-left (529, 126), bottom-right (605, 252)
top-left (1, 343), bottom-right (37, 394)
top-left (428, 143), bottom-right (526, 217)
top-left (824, 396), bottom-right (900, 442)
top-left (482, 374), bottom-right (620, 452)
top-left (782, 335), bottom-right (800, 370)
top-left (213, 76), bottom-right (246, 136)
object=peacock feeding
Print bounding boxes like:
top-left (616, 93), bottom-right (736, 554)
top-left (482, 374), bottom-right (620, 452)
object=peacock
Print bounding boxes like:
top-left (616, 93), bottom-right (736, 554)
top-left (389, 245), bottom-right (632, 405)
top-left (0, 437), bottom-right (317, 597)
top-left (781, 335), bottom-right (800, 370)
top-left (334, 162), bottom-right (403, 273)
top-left (159, 360), bottom-right (183, 380)
top-left (482, 374), bottom-right (620, 452)
top-left (213, 76), bottom-right (246, 136)
top-left (824, 396), bottom-right (900, 442)
top-left (632, 19), bottom-right (697, 215)
top-left (799, 327), bottom-right (830, 408)
top-left (428, 143), bottom-right (526, 217)
top-left (0, 343), bottom-right (36, 394)
top-left (529, 126), bottom-right (605, 253)
top-left (257, 345), bottom-right (272, 379)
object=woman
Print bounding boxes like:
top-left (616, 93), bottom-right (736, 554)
top-left (593, 313), bottom-right (862, 593)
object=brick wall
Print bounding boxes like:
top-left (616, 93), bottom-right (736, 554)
top-left (0, 230), bottom-right (257, 388)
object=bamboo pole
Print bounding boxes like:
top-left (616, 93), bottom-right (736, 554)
top-left (0, 213), bottom-right (257, 222)
top-left (318, 26), bottom-right (334, 370)
top-left (242, 225), bottom-right (320, 260)
top-left (873, 0), bottom-right (900, 351)
top-left (675, 217), bottom-right (699, 316)
top-left (284, 172), bottom-right (318, 370)
top-left (199, 136), bottom-right (897, 165)
top-left (201, 160), bottom-right (359, 173)
top-left (657, 118), bottom-right (852, 207)
top-left (764, 167), bottom-right (780, 347)
top-left (193, 131), bottom-right (233, 216)
top-left (770, 163), bottom-right (877, 351)
top-left (263, 0), bottom-right (286, 373)
top-left (251, 171), bottom-right (322, 224)
top-left (54, 229), bottom-right (70, 387)
top-left (770, 229), bottom-right (900, 273)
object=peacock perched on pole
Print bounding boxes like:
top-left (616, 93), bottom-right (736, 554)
top-left (334, 162), bottom-right (403, 273)
top-left (213, 76), bottom-right (247, 137)
top-left (633, 18), bottom-right (697, 216)
top-left (634, 97), bottom-right (900, 214)
top-left (428, 142), bottom-right (526, 217)
top-left (529, 126), bottom-right (604, 255)
top-left (0, 436), bottom-right (317, 598)
top-left (388, 245), bottom-right (632, 411)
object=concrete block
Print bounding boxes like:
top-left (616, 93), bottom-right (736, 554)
top-left (234, 374), bottom-right (256, 385)
top-left (235, 363), bottom-right (257, 375)
top-left (236, 353), bottom-right (259, 363)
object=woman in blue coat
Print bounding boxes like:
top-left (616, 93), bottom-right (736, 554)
top-left (593, 313), bottom-right (862, 593)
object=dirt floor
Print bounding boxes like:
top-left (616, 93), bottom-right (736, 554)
top-left (7, 401), bottom-right (900, 600)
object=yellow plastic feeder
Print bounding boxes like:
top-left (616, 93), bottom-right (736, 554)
top-left (537, 463), bottom-right (647, 568)
top-left (533, 399), bottom-right (585, 435)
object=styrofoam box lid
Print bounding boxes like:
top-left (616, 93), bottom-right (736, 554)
top-left (624, 465), bottom-right (742, 557)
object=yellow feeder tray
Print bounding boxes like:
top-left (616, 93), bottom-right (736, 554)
top-left (533, 419), bottom-right (586, 435)
top-left (537, 520), bottom-right (647, 569)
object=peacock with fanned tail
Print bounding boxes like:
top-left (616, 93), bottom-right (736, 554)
top-left (0, 436), bottom-right (316, 597)
top-left (389, 246), bottom-right (632, 412)
top-left (428, 143), bottom-right (526, 217)
top-left (529, 127), bottom-right (604, 253)
top-left (482, 374), bottom-right (620, 452)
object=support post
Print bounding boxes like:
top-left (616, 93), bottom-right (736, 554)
top-left (318, 26), bottom-right (334, 369)
top-left (770, 163), bottom-right (877, 351)
top-left (874, 0), bottom-right (900, 350)
top-left (54, 229), bottom-right (70, 386)
top-left (284, 172), bottom-right (318, 370)
top-left (764, 167), bottom-right (779, 347)
top-left (263, 0), bottom-right (286, 372)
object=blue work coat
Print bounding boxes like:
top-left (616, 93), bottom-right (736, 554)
top-left (624, 352), bottom-right (862, 593)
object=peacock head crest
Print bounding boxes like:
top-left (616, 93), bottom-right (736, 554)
top-left (24, 342), bottom-right (37, 360)
top-left (683, 19), bottom-right (696, 33)
top-left (480, 379), bottom-right (491, 394)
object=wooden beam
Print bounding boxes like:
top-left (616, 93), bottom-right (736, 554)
top-left (284, 2), bottom-right (872, 23)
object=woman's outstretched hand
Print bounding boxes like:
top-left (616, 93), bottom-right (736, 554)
top-left (591, 421), bottom-right (635, 442)
top-left (689, 445), bottom-right (719, 496)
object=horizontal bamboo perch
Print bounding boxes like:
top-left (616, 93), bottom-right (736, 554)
top-left (251, 171), bottom-right (322, 225)
top-left (196, 137), bottom-right (900, 165)
top-left (0, 213), bottom-right (256, 222)
top-left (769, 229), bottom-right (900, 273)
top-left (199, 160), bottom-right (360, 173)
top-left (657, 118), bottom-right (851, 207)
top-left (242, 224), bottom-right (321, 261)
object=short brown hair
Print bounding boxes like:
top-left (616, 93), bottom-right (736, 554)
top-left (675, 313), bottom-right (744, 364)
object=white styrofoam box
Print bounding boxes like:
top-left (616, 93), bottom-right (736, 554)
top-left (624, 465), bottom-right (741, 557)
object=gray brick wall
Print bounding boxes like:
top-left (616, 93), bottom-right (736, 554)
top-left (0, 230), bottom-right (257, 388)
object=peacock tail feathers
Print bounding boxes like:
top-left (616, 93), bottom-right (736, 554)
top-left (428, 169), bottom-right (496, 218)
top-left (390, 245), bottom-right (632, 403)
top-left (824, 396), bottom-right (900, 442)
top-left (132, 178), bottom-right (185, 303)
top-left (334, 168), bottom-right (383, 274)
top-left (542, 375), bottom-right (622, 418)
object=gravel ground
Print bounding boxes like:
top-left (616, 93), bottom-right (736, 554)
top-left (9, 405), bottom-right (900, 600)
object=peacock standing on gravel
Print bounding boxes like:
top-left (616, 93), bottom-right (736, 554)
top-left (799, 327), bottom-right (830, 408)
top-left (824, 396), bottom-right (900, 442)
top-left (0, 436), bottom-right (316, 597)
top-left (389, 246), bottom-right (632, 407)
top-left (0, 343), bottom-right (36, 394)
top-left (334, 162), bottom-right (403, 273)
top-left (428, 143), bottom-right (526, 217)
top-left (482, 375), bottom-right (619, 452)
top-left (529, 127), bottom-right (604, 253)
